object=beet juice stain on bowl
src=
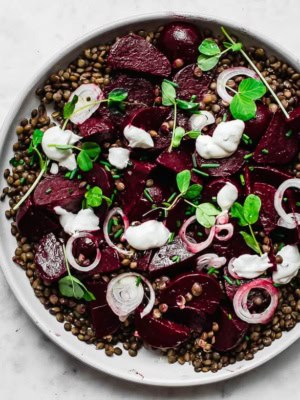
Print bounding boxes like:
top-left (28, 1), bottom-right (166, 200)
top-left (2, 18), bottom-right (300, 378)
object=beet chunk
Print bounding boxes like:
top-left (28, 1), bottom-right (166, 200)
top-left (157, 22), bottom-right (201, 63)
top-left (78, 115), bottom-right (115, 143)
top-left (253, 182), bottom-right (278, 234)
top-left (108, 34), bottom-right (171, 77)
top-left (249, 166), bottom-right (292, 188)
top-left (197, 148), bottom-right (247, 177)
top-left (159, 272), bottom-right (222, 315)
top-left (201, 178), bottom-right (241, 202)
top-left (83, 164), bottom-right (114, 196)
top-left (35, 233), bottom-right (66, 282)
top-left (244, 103), bottom-right (272, 142)
top-left (135, 311), bottom-right (190, 349)
top-left (16, 197), bottom-right (60, 240)
top-left (173, 64), bottom-right (214, 101)
top-left (165, 306), bottom-right (206, 332)
top-left (253, 111), bottom-right (299, 164)
top-left (213, 305), bottom-right (248, 352)
top-left (85, 280), bottom-right (121, 338)
top-left (33, 175), bottom-right (85, 212)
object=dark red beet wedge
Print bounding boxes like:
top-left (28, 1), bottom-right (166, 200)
top-left (253, 182), bottom-right (278, 234)
top-left (165, 306), bottom-right (206, 332)
top-left (78, 115), bottom-right (115, 143)
top-left (159, 272), bottom-right (222, 315)
top-left (135, 311), bottom-right (190, 349)
top-left (197, 148), bottom-right (247, 177)
top-left (83, 164), bottom-right (114, 196)
top-left (213, 305), bottom-right (248, 352)
top-left (173, 64), bottom-right (214, 101)
top-left (244, 103), bottom-right (272, 142)
top-left (253, 111), bottom-right (299, 164)
top-left (157, 22), bottom-right (201, 64)
top-left (223, 267), bottom-right (248, 301)
top-left (248, 166), bottom-right (292, 188)
top-left (35, 233), bottom-right (66, 283)
top-left (33, 175), bottom-right (85, 212)
top-left (108, 34), bottom-right (171, 77)
top-left (16, 197), bottom-right (60, 240)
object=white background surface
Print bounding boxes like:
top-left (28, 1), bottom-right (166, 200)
top-left (1, 0), bottom-right (300, 399)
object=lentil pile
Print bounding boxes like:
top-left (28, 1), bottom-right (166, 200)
top-left (2, 22), bottom-right (300, 374)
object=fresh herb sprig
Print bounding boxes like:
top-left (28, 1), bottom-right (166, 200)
top-left (198, 38), bottom-right (242, 71)
top-left (230, 194), bottom-right (262, 255)
top-left (184, 198), bottom-right (221, 229)
top-left (84, 186), bottom-right (112, 208)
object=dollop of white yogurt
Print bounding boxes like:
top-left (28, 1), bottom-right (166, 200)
top-left (124, 220), bottom-right (170, 251)
top-left (69, 83), bottom-right (103, 125)
top-left (217, 182), bottom-right (239, 211)
top-left (108, 147), bottom-right (130, 169)
top-left (42, 126), bottom-right (81, 171)
top-left (232, 253), bottom-right (272, 279)
top-left (124, 125), bottom-right (154, 149)
top-left (196, 120), bottom-right (244, 159)
top-left (272, 245), bottom-right (300, 284)
top-left (54, 206), bottom-right (99, 235)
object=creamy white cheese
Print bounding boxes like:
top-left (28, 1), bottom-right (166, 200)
top-left (196, 120), bottom-right (244, 159)
top-left (124, 125), bottom-right (154, 149)
top-left (272, 245), bottom-right (300, 284)
top-left (217, 182), bottom-right (239, 211)
top-left (232, 253), bottom-right (272, 279)
top-left (69, 83), bottom-right (103, 125)
top-left (124, 220), bottom-right (170, 251)
top-left (49, 162), bottom-right (59, 175)
top-left (189, 111), bottom-right (215, 132)
top-left (42, 126), bottom-right (81, 171)
top-left (108, 147), bottom-right (130, 169)
top-left (54, 206), bottom-right (99, 235)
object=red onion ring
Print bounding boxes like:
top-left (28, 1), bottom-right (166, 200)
top-left (103, 207), bottom-right (133, 256)
top-left (215, 223), bottom-right (234, 241)
top-left (65, 232), bottom-right (101, 272)
top-left (216, 210), bottom-right (229, 225)
top-left (196, 253), bottom-right (226, 270)
top-left (217, 67), bottom-right (259, 103)
top-left (274, 178), bottom-right (300, 229)
top-left (179, 216), bottom-right (216, 254)
top-left (233, 278), bottom-right (279, 324)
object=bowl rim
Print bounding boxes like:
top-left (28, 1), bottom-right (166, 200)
top-left (0, 10), bottom-right (300, 387)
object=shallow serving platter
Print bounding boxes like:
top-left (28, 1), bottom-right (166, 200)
top-left (1, 11), bottom-right (300, 387)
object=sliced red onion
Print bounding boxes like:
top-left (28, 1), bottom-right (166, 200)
top-left (70, 84), bottom-right (104, 125)
top-left (103, 207), bottom-right (132, 256)
top-left (215, 223), bottom-right (234, 241)
top-left (228, 257), bottom-right (241, 279)
top-left (179, 216), bottom-right (216, 254)
top-left (274, 178), bottom-right (300, 229)
top-left (217, 67), bottom-right (259, 103)
top-left (188, 111), bottom-right (215, 132)
top-left (216, 210), bottom-right (229, 225)
top-left (65, 232), bottom-right (101, 272)
top-left (106, 272), bottom-right (155, 321)
top-left (233, 278), bottom-right (279, 324)
top-left (196, 253), bottom-right (226, 270)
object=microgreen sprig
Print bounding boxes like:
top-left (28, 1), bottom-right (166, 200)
top-left (84, 186), bottom-right (112, 208)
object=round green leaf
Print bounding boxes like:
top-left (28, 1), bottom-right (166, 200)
top-left (77, 150), bottom-right (93, 171)
top-left (184, 184), bottom-right (203, 200)
top-left (229, 94), bottom-right (257, 121)
top-left (196, 207), bottom-right (216, 229)
top-left (85, 186), bottom-right (103, 207)
top-left (161, 80), bottom-right (176, 106)
top-left (81, 142), bottom-right (101, 159)
top-left (197, 54), bottom-right (219, 71)
top-left (243, 194), bottom-right (261, 225)
top-left (198, 39), bottom-right (220, 56)
top-left (108, 88), bottom-right (128, 102)
top-left (172, 127), bottom-right (185, 148)
top-left (176, 170), bottom-right (191, 194)
top-left (238, 78), bottom-right (266, 100)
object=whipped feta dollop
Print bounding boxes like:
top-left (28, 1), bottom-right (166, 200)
top-left (232, 253), bottom-right (272, 279)
top-left (124, 220), bottom-right (170, 251)
top-left (217, 182), bottom-right (239, 211)
top-left (42, 126), bottom-right (81, 171)
top-left (124, 125), bottom-right (154, 149)
top-left (189, 111), bottom-right (215, 132)
top-left (49, 162), bottom-right (59, 175)
top-left (69, 83), bottom-right (103, 125)
top-left (273, 245), bottom-right (300, 284)
top-left (54, 206), bottom-right (99, 235)
top-left (108, 147), bottom-right (130, 169)
top-left (196, 120), bottom-right (244, 159)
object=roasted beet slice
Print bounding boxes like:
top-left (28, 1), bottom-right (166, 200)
top-left (83, 164), bottom-right (114, 196)
top-left (135, 311), bottom-right (190, 349)
top-left (223, 267), bottom-right (248, 301)
top-left (78, 116), bottom-right (115, 143)
top-left (197, 148), bottom-right (247, 177)
top-left (201, 178), bottom-right (241, 202)
top-left (248, 166), bottom-right (292, 188)
top-left (34, 233), bottom-right (66, 282)
top-left (159, 272), bottom-right (222, 315)
top-left (33, 175), bottom-right (85, 213)
top-left (16, 197), bottom-right (60, 240)
top-left (157, 22), bottom-right (201, 64)
top-left (165, 199), bottom-right (187, 233)
top-left (287, 106), bottom-right (300, 133)
top-left (213, 305), bottom-right (248, 352)
top-left (253, 182), bottom-right (278, 234)
top-left (165, 306), bottom-right (206, 332)
top-left (244, 103), bottom-right (272, 142)
top-left (108, 34), bottom-right (171, 77)
top-left (253, 111), bottom-right (299, 164)
top-left (173, 64), bottom-right (214, 101)
top-left (135, 250), bottom-right (153, 272)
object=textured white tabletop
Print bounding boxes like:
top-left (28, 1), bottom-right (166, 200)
top-left (1, 0), bottom-right (300, 399)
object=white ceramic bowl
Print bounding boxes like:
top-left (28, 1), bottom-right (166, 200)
top-left (1, 12), bottom-right (300, 387)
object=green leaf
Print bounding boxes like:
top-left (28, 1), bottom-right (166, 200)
top-left (187, 130), bottom-right (201, 139)
top-left (81, 142), bottom-right (101, 159)
top-left (58, 276), bottom-right (75, 297)
top-left (85, 186), bottom-right (103, 208)
top-left (238, 78), bottom-right (266, 100)
top-left (231, 42), bottom-right (242, 52)
top-left (198, 39), bottom-right (220, 56)
top-left (196, 202), bottom-right (219, 229)
top-left (176, 99), bottom-right (199, 110)
top-left (63, 95), bottom-right (78, 119)
top-left (172, 127), bottom-right (185, 148)
top-left (176, 170), bottom-right (191, 194)
top-left (28, 129), bottom-right (44, 154)
top-left (108, 88), bottom-right (128, 102)
top-left (197, 54), bottom-right (219, 71)
top-left (231, 202), bottom-right (248, 227)
top-left (240, 231), bottom-right (261, 254)
top-left (243, 194), bottom-right (261, 225)
top-left (161, 80), bottom-right (176, 106)
top-left (77, 150), bottom-right (93, 171)
top-left (184, 184), bottom-right (203, 200)
top-left (82, 289), bottom-right (96, 301)
top-left (229, 94), bottom-right (256, 121)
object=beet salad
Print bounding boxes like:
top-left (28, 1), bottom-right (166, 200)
top-left (2, 21), bottom-right (300, 373)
